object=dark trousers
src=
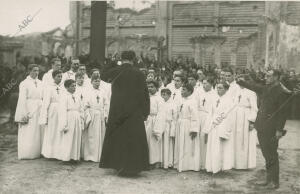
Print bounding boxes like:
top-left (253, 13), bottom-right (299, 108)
top-left (257, 130), bottom-right (279, 185)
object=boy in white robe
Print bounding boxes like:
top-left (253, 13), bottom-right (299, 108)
top-left (42, 58), bottom-right (61, 86)
top-left (82, 75), bottom-right (108, 162)
top-left (62, 59), bottom-right (79, 83)
top-left (145, 79), bottom-right (163, 168)
top-left (74, 72), bottom-right (88, 105)
top-left (154, 88), bottom-right (176, 169)
top-left (169, 75), bottom-right (183, 104)
top-left (58, 79), bottom-right (84, 161)
top-left (187, 73), bottom-right (203, 101)
top-left (174, 83), bottom-right (200, 172)
top-left (197, 78), bottom-right (215, 170)
top-left (39, 70), bottom-right (63, 159)
top-left (78, 64), bottom-right (91, 88)
top-left (233, 85), bottom-right (258, 169)
top-left (204, 82), bottom-right (235, 174)
top-left (15, 64), bottom-right (43, 159)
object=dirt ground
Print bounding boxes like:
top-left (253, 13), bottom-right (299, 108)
top-left (0, 111), bottom-right (299, 194)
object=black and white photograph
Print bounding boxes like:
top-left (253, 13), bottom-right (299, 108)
top-left (0, 0), bottom-right (300, 193)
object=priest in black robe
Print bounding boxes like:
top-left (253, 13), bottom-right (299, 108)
top-left (99, 51), bottom-right (150, 176)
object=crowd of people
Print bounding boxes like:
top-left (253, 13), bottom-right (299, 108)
top-left (7, 50), bottom-right (300, 189)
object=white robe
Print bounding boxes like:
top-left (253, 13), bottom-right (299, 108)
top-left (42, 69), bottom-right (54, 86)
top-left (203, 94), bottom-right (235, 173)
top-left (197, 90), bottom-right (215, 169)
top-left (39, 82), bottom-right (63, 159)
top-left (153, 99), bottom-right (176, 168)
top-left (58, 92), bottom-right (84, 161)
top-left (145, 92), bottom-right (163, 164)
top-left (233, 87), bottom-right (258, 169)
top-left (75, 84), bottom-right (88, 104)
top-left (82, 88), bottom-right (108, 162)
top-left (15, 76), bottom-right (43, 159)
top-left (174, 96), bottom-right (200, 172)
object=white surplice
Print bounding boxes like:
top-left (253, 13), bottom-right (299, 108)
top-left (39, 82), bottom-right (63, 159)
top-left (174, 95), bottom-right (200, 172)
top-left (58, 92), bottom-right (84, 161)
top-left (75, 84), bottom-right (88, 104)
top-left (197, 89), bottom-right (216, 169)
top-left (145, 92), bottom-right (163, 164)
top-left (82, 88), bottom-right (108, 162)
top-left (42, 69), bottom-right (54, 86)
top-left (233, 87), bottom-right (258, 169)
top-left (15, 76), bottom-right (43, 159)
top-left (203, 93), bottom-right (235, 173)
top-left (153, 99), bottom-right (176, 168)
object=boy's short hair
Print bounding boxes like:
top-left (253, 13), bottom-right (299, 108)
top-left (121, 50), bottom-right (136, 61)
top-left (203, 77), bottom-right (214, 85)
top-left (52, 69), bottom-right (63, 78)
top-left (146, 79), bottom-right (159, 89)
top-left (75, 72), bottom-right (85, 79)
top-left (51, 58), bottom-right (61, 64)
top-left (64, 79), bottom-right (76, 88)
top-left (182, 83), bottom-right (194, 93)
top-left (27, 64), bottom-right (39, 71)
top-left (160, 88), bottom-right (171, 96)
top-left (187, 73), bottom-right (198, 80)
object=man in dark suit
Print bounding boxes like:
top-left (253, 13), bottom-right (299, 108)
top-left (236, 69), bottom-right (292, 189)
top-left (99, 51), bottom-right (150, 176)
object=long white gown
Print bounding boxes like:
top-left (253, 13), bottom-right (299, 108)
top-left (15, 76), bottom-right (43, 159)
top-left (82, 88), bottom-right (108, 162)
top-left (233, 87), bottom-right (258, 169)
top-left (145, 92), bottom-right (163, 164)
top-left (203, 93), bottom-right (235, 173)
top-left (174, 95), bottom-right (200, 172)
top-left (39, 82), bottom-right (63, 159)
top-left (153, 99), bottom-right (176, 168)
top-left (58, 92), bottom-right (84, 161)
top-left (197, 89), bottom-right (216, 170)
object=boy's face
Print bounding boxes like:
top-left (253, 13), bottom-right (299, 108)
top-left (76, 76), bottom-right (84, 86)
top-left (225, 71), bottom-right (234, 83)
top-left (147, 83), bottom-right (157, 95)
top-left (92, 79), bottom-right (100, 89)
top-left (52, 61), bottom-right (61, 71)
top-left (161, 92), bottom-right (171, 102)
top-left (54, 73), bottom-right (62, 85)
top-left (217, 84), bottom-right (226, 96)
top-left (78, 66), bottom-right (86, 74)
top-left (181, 87), bottom-right (191, 98)
top-left (203, 80), bottom-right (212, 92)
top-left (174, 77), bottom-right (182, 89)
top-left (188, 77), bottom-right (197, 87)
top-left (147, 73), bottom-right (155, 80)
top-left (67, 83), bottom-right (76, 94)
top-left (197, 70), bottom-right (205, 81)
top-left (30, 67), bottom-right (39, 79)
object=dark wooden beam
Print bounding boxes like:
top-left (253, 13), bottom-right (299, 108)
top-left (90, 1), bottom-right (107, 66)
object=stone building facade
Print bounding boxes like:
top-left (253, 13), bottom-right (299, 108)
top-left (70, 1), bottom-right (300, 70)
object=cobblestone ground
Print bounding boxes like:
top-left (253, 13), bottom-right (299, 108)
top-left (0, 112), bottom-right (299, 194)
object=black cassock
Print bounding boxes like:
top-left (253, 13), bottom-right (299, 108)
top-left (99, 63), bottom-right (150, 173)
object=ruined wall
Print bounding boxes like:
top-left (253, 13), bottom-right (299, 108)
top-left (278, 22), bottom-right (300, 72)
